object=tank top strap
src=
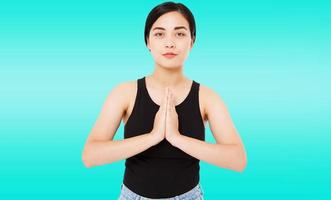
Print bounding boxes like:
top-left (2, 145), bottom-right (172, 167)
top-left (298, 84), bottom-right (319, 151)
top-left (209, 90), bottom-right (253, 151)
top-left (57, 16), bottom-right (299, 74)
top-left (190, 80), bottom-right (200, 104)
top-left (139, 76), bottom-right (150, 98)
top-left (137, 76), bottom-right (144, 92)
top-left (132, 77), bottom-right (144, 105)
top-left (138, 76), bottom-right (156, 107)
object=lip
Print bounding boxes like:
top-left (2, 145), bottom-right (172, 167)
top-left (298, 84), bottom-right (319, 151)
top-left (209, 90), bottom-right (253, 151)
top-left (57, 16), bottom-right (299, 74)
top-left (162, 53), bottom-right (178, 59)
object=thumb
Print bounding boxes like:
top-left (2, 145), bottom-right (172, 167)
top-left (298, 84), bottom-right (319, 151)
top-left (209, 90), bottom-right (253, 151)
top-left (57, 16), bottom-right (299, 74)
top-left (161, 87), bottom-right (168, 109)
top-left (163, 87), bottom-right (169, 114)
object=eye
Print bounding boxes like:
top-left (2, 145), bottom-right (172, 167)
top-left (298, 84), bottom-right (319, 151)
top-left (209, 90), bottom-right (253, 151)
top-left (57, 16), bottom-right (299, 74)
top-left (177, 32), bottom-right (186, 37)
top-left (154, 32), bottom-right (163, 37)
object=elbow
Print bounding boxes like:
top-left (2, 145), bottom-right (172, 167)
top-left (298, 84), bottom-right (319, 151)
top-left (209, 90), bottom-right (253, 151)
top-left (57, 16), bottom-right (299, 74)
top-left (82, 149), bottom-right (93, 168)
top-left (234, 160), bottom-right (247, 173)
top-left (235, 153), bottom-right (247, 173)
top-left (233, 147), bottom-right (247, 173)
top-left (217, 157), bottom-right (247, 173)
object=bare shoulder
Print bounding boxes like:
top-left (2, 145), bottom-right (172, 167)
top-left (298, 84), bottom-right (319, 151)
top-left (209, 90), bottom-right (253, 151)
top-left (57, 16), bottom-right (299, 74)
top-left (83, 80), bottom-right (136, 143)
top-left (199, 83), bottom-right (227, 120)
top-left (199, 83), bottom-right (221, 102)
top-left (199, 83), bottom-right (242, 145)
top-left (114, 79), bottom-right (138, 124)
top-left (111, 79), bottom-right (137, 111)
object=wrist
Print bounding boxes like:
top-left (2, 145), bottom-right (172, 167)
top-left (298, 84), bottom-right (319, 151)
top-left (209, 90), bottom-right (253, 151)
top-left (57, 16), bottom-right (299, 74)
top-left (149, 131), bottom-right (161, 146)
top-left (168, 132), bottom-right (181, 147)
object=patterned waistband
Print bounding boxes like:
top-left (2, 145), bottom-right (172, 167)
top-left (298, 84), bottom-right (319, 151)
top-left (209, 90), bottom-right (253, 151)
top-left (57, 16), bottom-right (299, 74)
top-left (119, 182), bottom-right (204, 199)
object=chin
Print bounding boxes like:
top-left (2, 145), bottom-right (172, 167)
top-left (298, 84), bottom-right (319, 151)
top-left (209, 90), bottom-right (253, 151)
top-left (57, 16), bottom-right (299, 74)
top-left (156, 59), bottom-right (183, 68)
top-left (160, 63), bottom-right (183, 69)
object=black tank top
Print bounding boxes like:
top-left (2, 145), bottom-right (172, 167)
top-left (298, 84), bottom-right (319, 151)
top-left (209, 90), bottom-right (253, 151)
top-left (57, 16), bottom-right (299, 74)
top-left (122, 76), bottom-right (205, 198)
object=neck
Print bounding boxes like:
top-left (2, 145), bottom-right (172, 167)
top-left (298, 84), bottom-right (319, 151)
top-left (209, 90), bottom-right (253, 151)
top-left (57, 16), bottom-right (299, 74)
top-left (148, 63), bottom-right (187, 89)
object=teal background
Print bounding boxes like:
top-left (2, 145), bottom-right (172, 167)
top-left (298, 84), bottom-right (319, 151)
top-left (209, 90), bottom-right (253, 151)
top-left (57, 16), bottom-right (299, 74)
top-left (0, 0), bottom-right (330, 199)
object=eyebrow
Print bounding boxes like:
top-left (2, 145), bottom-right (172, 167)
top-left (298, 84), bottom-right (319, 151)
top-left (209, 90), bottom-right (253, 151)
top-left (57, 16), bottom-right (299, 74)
top-left (152, 26), bottom-right (188, 31)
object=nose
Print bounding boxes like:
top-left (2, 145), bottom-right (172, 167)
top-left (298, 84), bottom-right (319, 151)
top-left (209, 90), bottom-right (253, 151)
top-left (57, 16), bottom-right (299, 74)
top-left (165, 42), bottom-right (175, 48)
top-left (166, 45), bottom-right (175, 48)
top-left (165, 37), bottom-right (175, 48)
top-left (165, 43), bottom-right (175, 48)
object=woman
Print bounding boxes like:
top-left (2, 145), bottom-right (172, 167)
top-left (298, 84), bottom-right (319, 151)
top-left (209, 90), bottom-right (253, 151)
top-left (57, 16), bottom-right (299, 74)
top-left (82, 1), bottom-right (247, 199)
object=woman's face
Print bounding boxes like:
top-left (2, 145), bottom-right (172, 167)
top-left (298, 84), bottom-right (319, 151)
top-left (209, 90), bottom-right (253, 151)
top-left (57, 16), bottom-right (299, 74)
top-left (147, 11), bottom-right (194, 69)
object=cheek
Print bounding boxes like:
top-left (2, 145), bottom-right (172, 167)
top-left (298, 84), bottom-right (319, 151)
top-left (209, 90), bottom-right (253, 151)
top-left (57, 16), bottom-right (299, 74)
top-left (178, 39), bottom-right (192, 49)
top-left (149, 42), bottom-right (161, 53)
top-left (177, 43), bottom-right (191, 56)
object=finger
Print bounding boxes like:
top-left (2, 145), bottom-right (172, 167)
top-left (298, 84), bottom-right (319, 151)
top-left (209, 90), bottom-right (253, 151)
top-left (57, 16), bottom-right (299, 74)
top-left (163, 87), bottom-right (168, 108)
top-left (171, 93), bottom-right (175, 111)
top-left (165, 88), bottom-right (170, 119)
top-left (164, 87), bottom-right (168, 107)
top-left (167, 90), bottom-right (171, 110)
top-left (171, 92), bottom-right (174, 109)
top-left (172, 93), bottom-right (177, 112)
top-left (166, 87), bottom-right (170, 111)
top-left (161, 87), bottom-right (165, 105)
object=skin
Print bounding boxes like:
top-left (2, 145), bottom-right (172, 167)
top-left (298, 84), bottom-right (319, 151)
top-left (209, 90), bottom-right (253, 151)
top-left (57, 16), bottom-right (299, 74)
top-left (82, 11), bottom-right (247, 172)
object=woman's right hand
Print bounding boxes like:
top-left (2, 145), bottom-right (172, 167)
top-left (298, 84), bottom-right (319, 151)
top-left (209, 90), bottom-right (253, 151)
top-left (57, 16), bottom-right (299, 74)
top-left (151, 87), bottom-right (169, 145)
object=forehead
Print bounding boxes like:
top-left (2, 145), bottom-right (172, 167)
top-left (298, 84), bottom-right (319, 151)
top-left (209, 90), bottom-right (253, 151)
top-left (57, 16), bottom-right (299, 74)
top-left (151, 11), bottom-right (189, 30)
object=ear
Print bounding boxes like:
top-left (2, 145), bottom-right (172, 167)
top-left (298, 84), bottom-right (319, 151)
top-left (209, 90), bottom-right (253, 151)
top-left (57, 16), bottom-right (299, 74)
top-left (146, 36), bottom-right (150, 48)
top-left (190, 37), bottom-right (195, 49)
top-left (146, 39), bottom-right (152, 51)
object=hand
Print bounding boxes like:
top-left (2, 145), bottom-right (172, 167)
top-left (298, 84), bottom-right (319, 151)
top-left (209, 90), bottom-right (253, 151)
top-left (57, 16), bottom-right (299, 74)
top-left (165, 89), bottom-right (181, 145)
top-left (150, 87), bottom-right (168, 145)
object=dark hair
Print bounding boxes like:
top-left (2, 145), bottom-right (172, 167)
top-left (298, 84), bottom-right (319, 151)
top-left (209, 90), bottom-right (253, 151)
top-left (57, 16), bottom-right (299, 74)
top-left (144, 1), bottom-right (196, 46)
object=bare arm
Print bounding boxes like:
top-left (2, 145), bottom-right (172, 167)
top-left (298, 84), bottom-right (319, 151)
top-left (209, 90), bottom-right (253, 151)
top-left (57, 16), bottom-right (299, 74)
top-left (83, 133), bottom-right (157, 168)
top-left (170, 135), bottom-right (245, 172)
top-left (81, 81), bottom-right (157, 168)
top-left (169, 85), bottom-right (247, 172)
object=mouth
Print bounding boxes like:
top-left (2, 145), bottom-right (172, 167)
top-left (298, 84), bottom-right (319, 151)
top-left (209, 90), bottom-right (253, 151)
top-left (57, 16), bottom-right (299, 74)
top-left (162, 53), bottom-right (178, 59)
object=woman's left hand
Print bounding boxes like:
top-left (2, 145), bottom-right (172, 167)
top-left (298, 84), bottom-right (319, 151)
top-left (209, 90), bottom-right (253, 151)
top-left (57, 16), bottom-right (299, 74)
top-left (165, 89), bottom-right (181, 145)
